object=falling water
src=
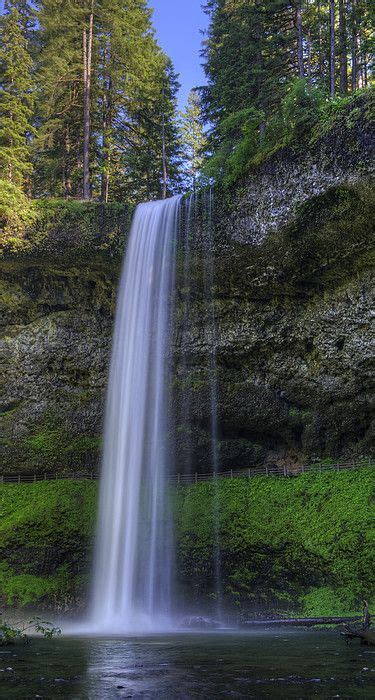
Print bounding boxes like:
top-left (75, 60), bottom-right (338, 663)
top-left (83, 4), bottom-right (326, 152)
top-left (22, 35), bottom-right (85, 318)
top-left (203, 189), bottom-right (223, 618)
top-left (90, 196), bottom-right (181, 633)
top-left (178, 194), bottom-right (194, 477)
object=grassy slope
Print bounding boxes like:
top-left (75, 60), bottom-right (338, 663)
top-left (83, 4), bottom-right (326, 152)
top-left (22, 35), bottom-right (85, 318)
top-left (174, 468), bottom-right (375, 617)
top-left (0, 480), bottom-right (96, 607)
top-left (0, 469), bottom-right (373, 616)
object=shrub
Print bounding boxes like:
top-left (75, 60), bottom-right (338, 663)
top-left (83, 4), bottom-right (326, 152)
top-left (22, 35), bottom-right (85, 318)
top-left (0, 179), bottom-right (36, 251)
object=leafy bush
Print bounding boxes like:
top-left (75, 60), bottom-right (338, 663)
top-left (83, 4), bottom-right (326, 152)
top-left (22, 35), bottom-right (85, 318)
top-left (204, 86), bottom-right (371, 186)
top-left (204, 107), bottom-right (265, 185)
top-left (0, 179), bottom-right (36, 251)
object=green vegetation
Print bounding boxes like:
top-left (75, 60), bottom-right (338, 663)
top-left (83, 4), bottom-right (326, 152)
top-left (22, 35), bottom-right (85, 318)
top-left (25, 428), bottom-right (102, 470)
top-left (0, 615), bottom-right (60, 645)
top-left (202, 0), bottom-right (373, 184)
top-left (0, 0), bottom-right (182, 204)
top-left (180, 90), bottom-right (207, 193)
top-left (0, 480), bottom-right (97, 608)
top-left (174, 468), bottom-right (374, 618)
top-left (0, 179), bottom-right (36, 249)
top-left (0, 469), bottom-right (373, 618)
top-left (261, 182), bottom-right (374, 297)
top-left (0, 196), bottom-right (131, 258)
top-left (0, 5), bottom-right (34, 186)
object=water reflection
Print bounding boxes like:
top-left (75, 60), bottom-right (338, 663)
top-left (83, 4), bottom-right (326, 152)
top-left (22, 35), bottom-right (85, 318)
top-left (1, 631), bottom-right (374, 698)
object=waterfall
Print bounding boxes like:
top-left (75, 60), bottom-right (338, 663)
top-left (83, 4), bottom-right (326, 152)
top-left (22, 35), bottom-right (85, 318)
top-left (90, 196), bottom-right (181, 633)
top-left (203, 190), bottom-right (223, 618)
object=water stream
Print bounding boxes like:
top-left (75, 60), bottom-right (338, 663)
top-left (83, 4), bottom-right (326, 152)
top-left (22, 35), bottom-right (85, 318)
top-left (91, 196), bottom-right (181, 633)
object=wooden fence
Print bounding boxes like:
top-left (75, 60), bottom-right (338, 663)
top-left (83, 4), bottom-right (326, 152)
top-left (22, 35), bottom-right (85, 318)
top-left (0, 459), bottom-right (373, 485)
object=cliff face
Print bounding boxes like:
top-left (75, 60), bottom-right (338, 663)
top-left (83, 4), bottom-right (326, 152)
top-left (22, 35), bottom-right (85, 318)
top-left (0, 98), bottom-right (373, 474)
top-left (174, 184), bottom-right (374, 472)
top-left (0, 204), bottom-right (129, 475)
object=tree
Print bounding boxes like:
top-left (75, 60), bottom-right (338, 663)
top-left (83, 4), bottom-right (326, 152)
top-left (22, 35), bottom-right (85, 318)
top-left (32, 0), bottom-right (182, 201)
top-left (0, 3), bottom-right (34, 188)
top-left (330, 0), bottom-right (336, 96)
top-left (338, 0), bottom-right (348, 94)
top-left (83, 0), bottom-right (94, 200)
top-left (180, 90), bottom-right (207, 192)
top-left (296, 0), bottom-right (304, 79)
top-left (201, 0), bottom-right (373, 184)
top-left (33, 0), bottom-right (87, 197)
top-left (122, 55), bottom-right (182, 201)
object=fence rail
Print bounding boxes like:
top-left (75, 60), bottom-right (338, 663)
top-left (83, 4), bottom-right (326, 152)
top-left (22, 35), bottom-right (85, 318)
top-left (0, 459), bottom-right (373, 486)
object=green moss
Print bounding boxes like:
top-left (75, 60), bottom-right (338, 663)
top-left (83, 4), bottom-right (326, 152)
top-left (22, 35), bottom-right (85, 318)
top-left (22, 426), bottom-right (102, 472)
top-left (174, 468), bottom-right (375, 616)
top-left (288, 407), bottom-right (311, 421)
top-left (0, 469), bottom-right (373, 614)
top-left (0, 563), bottom-right (72, 607)
top-left (300, 586), bottom-right (366, 618)
top-left (0, 480), bottom-right (97, 607)
top-left (26, 429), bottom-right (63, 458)
top-left (273, 183), bottom-right (374, 294)
top-left (0, 198), bottom-right (132, 262)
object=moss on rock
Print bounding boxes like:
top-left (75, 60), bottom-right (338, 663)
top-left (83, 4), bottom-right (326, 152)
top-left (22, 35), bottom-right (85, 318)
top-left (0, 480), bottom-right (97, 609)
top-left (0, 469), bottom-right (373, 616)
top-left (174, 467), bottom-right (375, 618)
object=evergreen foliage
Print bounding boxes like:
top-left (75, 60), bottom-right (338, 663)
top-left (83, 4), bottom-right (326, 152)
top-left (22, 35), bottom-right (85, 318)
top-left (180, 89), bottom-right (207, 192)
top-left (0, 3), bottom-right (34, 187)
top-left (0, 0), bottom-right (182, 202)
top-left (202, 0), bottom-right (374, 184)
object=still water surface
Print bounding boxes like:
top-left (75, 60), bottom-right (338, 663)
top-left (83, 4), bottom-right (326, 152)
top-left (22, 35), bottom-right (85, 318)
top-left (0, 630), bottom-right (374, 698)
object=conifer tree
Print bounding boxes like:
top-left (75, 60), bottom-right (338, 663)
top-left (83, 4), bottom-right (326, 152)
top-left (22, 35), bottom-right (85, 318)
top-left (32, 0), bottom-right (182, 200)
top-left (121, 54), bottom-right (182, 202)
top-left (0, 3), bottom-right (34, 188)
top-left (33, 0), bottom-right (86, 197)
top-left (180, 90), bottom-right (207, 192)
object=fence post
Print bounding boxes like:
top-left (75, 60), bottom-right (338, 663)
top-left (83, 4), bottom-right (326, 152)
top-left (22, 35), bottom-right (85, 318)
top-left (34, 474), bottom-right (36, 483)
top-left (195, 472), bottom-right (198, 484)
top-left (18, 475), bottom-right (21, 484)
top-left (231, 469), bottom-right (233, 479)
top-left (301, 464), bottom-right (305, 473)
top-left (91, 472), bottom-right (93, 480)
top-left (283, 465), bottom-right (287, 477)
top-left (248, 468), bottom-right (250, 479)
top-left (265, 465), bottom-right (269, 477)
top-left (177, 473), bottom-right (180, 486)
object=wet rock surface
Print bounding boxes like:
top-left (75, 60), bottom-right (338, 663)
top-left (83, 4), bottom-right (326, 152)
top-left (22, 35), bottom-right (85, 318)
top-left (1, 102), bottom-right (374, 474)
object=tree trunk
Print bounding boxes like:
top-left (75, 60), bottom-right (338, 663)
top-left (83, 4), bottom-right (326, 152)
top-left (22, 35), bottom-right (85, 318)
top-left (83, 1), bottom-right (94, 201)
top-left (317, 0), bottom-right (324, 81)
top-left (101, 41), bottom-right (111, 203)
top-left (161, 83), bottom-right (167, 200)
top-left (338, 0), bottom-right (348, 94)
top-left (330, 0), bottom-right (336, 96)
top-left (64, 126), bottom-right (72, 198)
top-left (307, 30), bottom-right (312, 80)
top-left (296, 1), bottom-right (304, 78)
top-left (351, 0), bottom-right (358, 91)
top-left (255, 0), bottom-right (265, 132)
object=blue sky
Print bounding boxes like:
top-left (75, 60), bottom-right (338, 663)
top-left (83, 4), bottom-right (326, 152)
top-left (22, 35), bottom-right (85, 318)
top-left (0, 0), bottom-right (207, 110)
top-left (147, 0), bottom-right (208, 110)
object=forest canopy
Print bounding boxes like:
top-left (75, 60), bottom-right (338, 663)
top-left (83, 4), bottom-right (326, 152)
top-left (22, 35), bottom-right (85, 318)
top-left (201, 0), bottom-right (373, 184)
top-left (0, 0), bottom-right (373, 204)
